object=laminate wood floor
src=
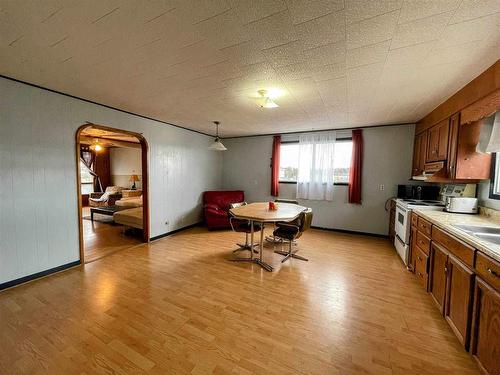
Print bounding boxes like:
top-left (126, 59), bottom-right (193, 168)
top-left (0, 227), bottom-right (481, 374)
top-left (82, 206), bottom-right (143, 263)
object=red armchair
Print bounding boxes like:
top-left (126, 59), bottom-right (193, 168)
top-left (203, 190), bottom-right (244, 230)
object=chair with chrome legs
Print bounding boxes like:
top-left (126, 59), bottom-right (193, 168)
top-left (273, 208), bottom-right (313, 263)
top-left (229, 202), bottom-right (261, 253)
top-left (266, 199), bottom-right (300, 244)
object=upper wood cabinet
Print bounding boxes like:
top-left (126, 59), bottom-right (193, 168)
top-left (411, 130), bottom-right (428, 176)
top-left (411, 113), bottom-right (492, 181)
top-left (426, 119), bottom-right (449, 162)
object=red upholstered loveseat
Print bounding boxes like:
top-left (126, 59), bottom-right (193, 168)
top-left (203, 190), bottom-right (244, 230)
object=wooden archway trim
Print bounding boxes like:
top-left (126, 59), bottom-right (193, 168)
top-left (75, 123), bottom-right (150, 264)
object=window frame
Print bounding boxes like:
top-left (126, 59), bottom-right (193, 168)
top-left (278, 137), bottom-right (352, 186)
top-left (489, 152), bottom-right (500, 200)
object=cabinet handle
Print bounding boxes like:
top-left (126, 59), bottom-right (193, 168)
top-left (487, 268), bottom-right (499, 278)
top-left (444, 266), bottom-right (448, 273)
top-left (418, 272), bottom-right (422, 277)
top-left (417, 256), bottom-right (422, 261)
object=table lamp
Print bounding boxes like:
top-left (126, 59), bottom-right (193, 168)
top-left (129, 174), bottom-right (140, 190)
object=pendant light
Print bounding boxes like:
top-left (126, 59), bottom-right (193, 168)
top-left (208, 121), bottom-right (227, 151)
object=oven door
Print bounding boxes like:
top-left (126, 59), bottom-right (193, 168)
top-left (395, 204), bottom-right (411, 244)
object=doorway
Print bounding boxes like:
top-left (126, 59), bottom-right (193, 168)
top-left (76, 123), bottom-right (149, 263)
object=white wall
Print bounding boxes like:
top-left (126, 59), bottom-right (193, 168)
top-left (0, 77), bottom-right (222, 284)
top-left (221, 124), bottom-right (415, 235)
top-left (110, 147), bottom-right (143, 189)
top-left (478, 181), bottom-right (500, 210)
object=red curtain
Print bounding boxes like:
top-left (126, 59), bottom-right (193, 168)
top-left (271, 135), bottom-right (281, 197)
top-left (348, 129), bottom-right (363, 204)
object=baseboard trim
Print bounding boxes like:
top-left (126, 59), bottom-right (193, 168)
top-left (0, 260), bottom-right (81, 291)
top-left (311, 226), bottom-right (389, 238)
top-left (150, 221), bottom-right (203, 241)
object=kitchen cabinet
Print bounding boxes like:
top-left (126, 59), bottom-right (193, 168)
top-left (412, 211), bottom-right (499, 374)
top-left (470, 278), bottom-right (499, 375)
top-left (426, 119), bottom-right (449, 162)
top-left (429, 241), bottom-right (448, 314)
top-left (409, 225), bottom-right (418, 272)
top-left (411, 113), bottom-right (492, 181)
top-left (411, 130), bottom-right (428, 176)
top-left (444, 253), bottom-right (474, 349)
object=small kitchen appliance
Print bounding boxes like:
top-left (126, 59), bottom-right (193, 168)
top-left (444, 197), bottom-right (478, 214)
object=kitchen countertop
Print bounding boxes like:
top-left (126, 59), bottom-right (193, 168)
top-left (413, 208), bottom-right (500, 262)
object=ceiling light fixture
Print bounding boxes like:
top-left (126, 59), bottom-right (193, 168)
top-left (258, 89), bottom-right (279, 108)
top-left (208, 121), bottom-right (227, 151)
top-left (89, 138), bottom-right (103, 152)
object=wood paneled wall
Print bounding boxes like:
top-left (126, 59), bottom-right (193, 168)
top-left (416, 61), bottom-right (500, 134)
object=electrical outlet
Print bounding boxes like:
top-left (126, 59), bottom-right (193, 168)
top-left (379, 184), bottom-right (385, 191)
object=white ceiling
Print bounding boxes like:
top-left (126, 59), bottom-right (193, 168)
top-left (1, 0), bottom-right (499, 137)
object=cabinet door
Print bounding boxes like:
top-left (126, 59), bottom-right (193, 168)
top-left (409, 226), bottom-right (418, 272)
top-left (444, 254), bottom-right (474, 349)
top-left (412, 131), bottom-right (428, 176)
top-left (426, 119), bottom-right (449, 162)
top-left (447, 112), bottom-right (460, 178)
top-left (455, 120), bottom-right (492, 180)
top-left (429, 242), bottom-right (448, 314)
top-left (470, 278), bottom-right (499, 375)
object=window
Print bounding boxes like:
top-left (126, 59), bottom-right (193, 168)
top-left (490, 153), bottom-right (500, 200)
top-left (80, 160), bottom-right (94, 195)
top-left (278, 139), bottom-right (352, 184)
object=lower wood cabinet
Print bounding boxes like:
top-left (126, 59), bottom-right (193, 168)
top-left (429, 242), bottom-right (448, 314)
top-left (444, 254), bottom-right (474, 350)
top-left (412, 215), bottom-right (498, 374)
top-left (470, 278), bottom-right (499, 375)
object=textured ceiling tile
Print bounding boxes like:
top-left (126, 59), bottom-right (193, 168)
top-left (2, 0), bottom-right (500, 136)
top-left (294, 10), bottom-right (346, 50)
top-left (346, 40), bottom-right (390, 68)
top-left (434, 13), bottom-right (500, 49)
top-left (245, 10), bottom-right (297, 50)
top-left (346, 10), bottom-right (399, 49)
top-left (391, 11), bottom-right (452, 49)
top-left (398, 0), bottom-right (461, 24)
top-left (311, 62), bottom-right (347, 81)
top-left (302, 41), bottom-right (346, 67)
top-left (231, 0), bottom-right (287, 24)
top-left (286, 0), bottom-right (344, 24)
top-left (261, 40), bottom-right (306, 67)
top-left (451, 0), bottom-right (500, 24)
top-left (345, 0), bottom-right (402, 24)
top-left (385, 41), bottom-right (435, 66)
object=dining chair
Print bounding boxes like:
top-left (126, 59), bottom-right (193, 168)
top-left (229, 202), bottom-right (261, 253)
top-left (273, 208), bottom-right (313, 263)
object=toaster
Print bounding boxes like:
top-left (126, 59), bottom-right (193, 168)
top-left (444, 197), bottom-right (478, 214)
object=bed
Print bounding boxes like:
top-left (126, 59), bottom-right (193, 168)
top-left (113, 207), bottom-right (143, 229)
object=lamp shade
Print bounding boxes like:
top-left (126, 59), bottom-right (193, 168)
top-left (208, 139), bottom-right (227, 151)
top-left (129, 174), bottom-right (140, 182)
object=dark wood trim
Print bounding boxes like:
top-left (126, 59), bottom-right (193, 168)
top-left (0, 74), bottom-right (213, 137)
top-left (489, 153), bottom-right (500, 200)
top-left (150, 222), bottom-right (203, 241)
top-left (279, 181), bottom-right (349, 186)
top-left (0, 260), bottom-right (80, 291)
top-left (416, 61), bottom-right (499, 134)
top-left (311, 226), bottom-right (389, 238)
top-left (76, 124), bottom-right (151, 264)
top-left (223, 123), bottom-right (413, 140)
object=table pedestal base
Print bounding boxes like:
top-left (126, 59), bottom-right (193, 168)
top-left (230, 258), bottom-right (273, 272)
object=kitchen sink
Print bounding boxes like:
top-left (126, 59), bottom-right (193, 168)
top-left (452, 224), bottom-right (500, 245)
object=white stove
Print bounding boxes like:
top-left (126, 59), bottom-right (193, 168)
top-left (394, 198), bottom-right (444, 267)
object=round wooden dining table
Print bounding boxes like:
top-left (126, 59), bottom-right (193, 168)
top-left (229, 202), bottom-right (307, 271)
